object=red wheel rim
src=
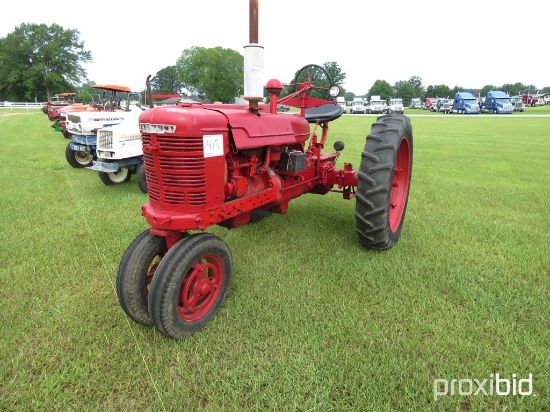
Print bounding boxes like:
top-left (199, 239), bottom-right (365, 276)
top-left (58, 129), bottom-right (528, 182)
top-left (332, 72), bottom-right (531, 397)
top-left (389, 136), bottom-right (412, 232)
top-left (177, 254), bottom-right (224, 322)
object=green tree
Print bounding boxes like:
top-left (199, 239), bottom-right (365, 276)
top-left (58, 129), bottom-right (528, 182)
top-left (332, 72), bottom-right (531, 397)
top-left (344, 91), bottom-right (355, 102)
top-left (368, 80), bottom-right (393, 101)
top-left (408, 76), bottom-right (425, 97)
top-left (501, 83), bottom-right (524, 97)
top-left (151, 65), bottom-right (184, 94)
top-left (425, 84), bottom-right (452, 99)
top-left (408, 76), bottom-right (424, 93)
top-left (449, 86), bottom-right (464, 98)
top-left (480, 85), bottom-right (498, 97)
top-left (0, 23), bottom-right (92, 101)
top-left (176, 46), bottom-right (243, 102)
top-left (323, 61), bottom-right (346, 91)
top-left (393, 81), bottom-right (416, 105)
top-left (76, 89), bottom-right (92, 103)
top-left (75, 81), bottom-right (104, 104)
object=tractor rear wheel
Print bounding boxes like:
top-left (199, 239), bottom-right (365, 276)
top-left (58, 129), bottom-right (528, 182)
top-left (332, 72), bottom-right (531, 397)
top-left (148, 233), bottom-right (232, 339)
top-left (116, 229), bottom-right (167, 326)
top-left (355, 113), bottom-right (413, 250)
top-left (65, 142), bottom-right (93, 168)
top-left (98, 168), bottom-right (132, 185)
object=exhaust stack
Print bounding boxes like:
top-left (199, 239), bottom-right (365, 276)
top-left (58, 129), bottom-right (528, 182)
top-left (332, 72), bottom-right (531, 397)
top-left (243, 0), bottom-right (264, 110)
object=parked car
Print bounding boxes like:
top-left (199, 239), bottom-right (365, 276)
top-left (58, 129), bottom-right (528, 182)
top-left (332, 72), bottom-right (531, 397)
top-left (277, 104), bottom-right (290, 112)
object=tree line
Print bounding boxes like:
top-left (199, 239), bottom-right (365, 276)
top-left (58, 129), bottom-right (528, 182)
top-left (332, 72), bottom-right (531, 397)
top-left (1, 23), bottom-right (548, 104)
top-left (354, 79), bottom-right (549, 106)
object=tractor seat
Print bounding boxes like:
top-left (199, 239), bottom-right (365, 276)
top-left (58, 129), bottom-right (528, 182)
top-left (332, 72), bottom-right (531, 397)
top-left (304, 103), bottom-right (345, 123)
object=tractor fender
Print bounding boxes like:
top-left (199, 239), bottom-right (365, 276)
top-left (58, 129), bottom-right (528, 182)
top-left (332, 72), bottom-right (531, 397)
top-left (209, 107), bottom-right (310, 150)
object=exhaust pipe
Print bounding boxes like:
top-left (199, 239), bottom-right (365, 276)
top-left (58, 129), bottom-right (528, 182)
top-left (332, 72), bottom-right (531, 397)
top-left (243, 0), bottom-right (264, 110)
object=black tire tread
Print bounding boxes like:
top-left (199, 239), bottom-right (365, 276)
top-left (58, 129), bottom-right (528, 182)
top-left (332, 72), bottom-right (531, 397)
top-left (148, 233), bottom-right (232, 340)
top-left (65, 142), bottom-right (92, 168)
top-left (355, 113), bottom-right (413, 250)
top-left (98, 168), bottom-right (132, 185)
top-left (116, 229), bottom-right (167, 326)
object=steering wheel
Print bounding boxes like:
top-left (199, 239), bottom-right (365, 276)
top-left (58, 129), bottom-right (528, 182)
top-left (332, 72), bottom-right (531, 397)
top-left (287, 64), bottom-right (334, 101)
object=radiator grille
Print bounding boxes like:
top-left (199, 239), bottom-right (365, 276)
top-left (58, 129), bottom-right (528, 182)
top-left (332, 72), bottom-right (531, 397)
top-left (142, 135), bottom-right (207, 206)
top-left (97, 130), bottom-right (114, 150)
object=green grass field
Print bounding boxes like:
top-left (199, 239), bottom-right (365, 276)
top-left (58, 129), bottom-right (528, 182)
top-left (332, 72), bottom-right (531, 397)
top-left (1, 109), bottom-right (548, 411)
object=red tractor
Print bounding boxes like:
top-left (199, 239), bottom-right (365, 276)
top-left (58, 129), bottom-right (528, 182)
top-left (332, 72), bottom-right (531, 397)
top-left (116, 1), bottom-right (413, 340)
top-left (44, 92), bottom-right (77, 118)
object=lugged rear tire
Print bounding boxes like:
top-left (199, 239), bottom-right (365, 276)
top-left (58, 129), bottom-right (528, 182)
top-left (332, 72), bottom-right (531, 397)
top-left (355, 113), bottom-right (413, 250)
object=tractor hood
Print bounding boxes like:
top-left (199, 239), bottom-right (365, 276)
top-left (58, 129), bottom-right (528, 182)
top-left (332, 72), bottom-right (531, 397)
top-left (138, 103), bottom-right (311, 150)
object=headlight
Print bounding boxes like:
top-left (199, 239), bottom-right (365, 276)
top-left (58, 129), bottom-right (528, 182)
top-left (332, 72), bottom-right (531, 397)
top-left (329, 85), bottom-right (340, 98)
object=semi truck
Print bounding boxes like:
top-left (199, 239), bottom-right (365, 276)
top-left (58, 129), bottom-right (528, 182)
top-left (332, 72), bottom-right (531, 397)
top-left (510, 96), bottom-right (525, 112)
top-left (367, 95), bottom-right (386, 114)
top-left (336, 96), bottom-right (347, 113)
top-left (350, 98), bottom-right (365, 114)
top-left (422, 97), bottom-right (437, 110)
top-left (409, 98), bottom-right (421, 109)
top-left (451, 92), bottom-right (480, 114)
top-left (387, 98), bottom-right (404, 114)
top-left (481, 91), bottom-right (513, 114)
top-left (432, 97), bottom-right (451, 113)
top-left (522, 94), bottom-right (540, 106)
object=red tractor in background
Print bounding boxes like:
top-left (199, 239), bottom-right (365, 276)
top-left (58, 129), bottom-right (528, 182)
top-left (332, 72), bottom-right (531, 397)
top-left (44, 92), bottom-right (77, 118)
top-left (116, 0), bottom-right (413, 340)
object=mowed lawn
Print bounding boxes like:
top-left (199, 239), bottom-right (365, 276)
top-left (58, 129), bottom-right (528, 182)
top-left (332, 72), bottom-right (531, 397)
top-left (0, 109), bottom-right (548, 411)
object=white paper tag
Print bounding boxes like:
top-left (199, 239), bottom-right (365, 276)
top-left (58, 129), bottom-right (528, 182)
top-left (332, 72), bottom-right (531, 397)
top-left (203, 134), bottom-right (224, 158)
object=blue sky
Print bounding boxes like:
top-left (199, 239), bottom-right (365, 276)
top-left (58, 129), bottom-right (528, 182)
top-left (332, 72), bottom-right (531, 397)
top-left (1, 0), bottom-right (546, 95)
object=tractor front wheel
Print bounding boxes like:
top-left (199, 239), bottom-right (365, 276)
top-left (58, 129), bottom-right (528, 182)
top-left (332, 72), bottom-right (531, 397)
top-left (98, 168), bottom-right (132, 185)
top-left (116, 229), bottom-right (168, 326)
top-left (355, 113), bottom-right (413, 250)
top-left (65, 142), bottom-right (93, 168)
top-left (148, 233), bottom-right (232, 339)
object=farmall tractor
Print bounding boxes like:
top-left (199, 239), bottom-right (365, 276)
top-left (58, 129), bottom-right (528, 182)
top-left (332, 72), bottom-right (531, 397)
top-left (116, 1), bottom-right (413, 340)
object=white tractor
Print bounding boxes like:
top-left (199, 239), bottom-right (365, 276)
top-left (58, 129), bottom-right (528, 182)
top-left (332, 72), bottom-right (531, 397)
top-left (64, 86), bottom-right (144, 169)
top-left (87, 122), bottom-right (147, 192)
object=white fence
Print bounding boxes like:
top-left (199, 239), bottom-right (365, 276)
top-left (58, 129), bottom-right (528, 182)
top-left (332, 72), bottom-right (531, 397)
top-left (0, 102), bottom-right (44, 110)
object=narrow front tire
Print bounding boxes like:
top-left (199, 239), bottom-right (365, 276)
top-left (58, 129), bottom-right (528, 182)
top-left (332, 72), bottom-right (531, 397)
top-left (148, 234), bottom-right (232, 339)
top-left (116, 229), bottom-right (168, 326)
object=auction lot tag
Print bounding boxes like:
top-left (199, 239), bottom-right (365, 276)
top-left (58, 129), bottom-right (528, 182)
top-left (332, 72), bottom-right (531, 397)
top-left (203, 134), bottom-right (223, 157)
